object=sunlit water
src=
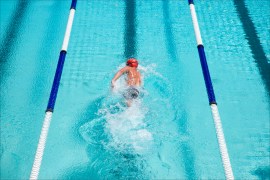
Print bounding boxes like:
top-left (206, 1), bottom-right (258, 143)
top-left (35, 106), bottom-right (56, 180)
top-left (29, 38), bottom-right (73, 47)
top-left (1, 0), bottom-right (269, 179)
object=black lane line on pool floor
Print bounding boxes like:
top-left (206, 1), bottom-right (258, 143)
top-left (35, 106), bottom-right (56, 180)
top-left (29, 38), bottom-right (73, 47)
top-left (124, 0), bottom-right (137, 59)
top-left (0, 0), bottom-right (29, 74)
top-left (233, 0), bottom-right (270, 99)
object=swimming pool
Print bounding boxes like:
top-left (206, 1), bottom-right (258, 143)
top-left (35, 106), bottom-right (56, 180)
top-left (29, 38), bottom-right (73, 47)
top-left (0, 0), bottom-right (269, 179)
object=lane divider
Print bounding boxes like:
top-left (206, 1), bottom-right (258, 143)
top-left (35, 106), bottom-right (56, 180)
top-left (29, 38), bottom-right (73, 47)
top-left (30, 1), bottom-right (77, 179)
top-left (187, 0), bottom-right (234, 179)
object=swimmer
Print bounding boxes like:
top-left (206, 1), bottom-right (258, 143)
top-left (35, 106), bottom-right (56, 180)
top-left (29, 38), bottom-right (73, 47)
top-left (111, 58), bottom-right (142, 107)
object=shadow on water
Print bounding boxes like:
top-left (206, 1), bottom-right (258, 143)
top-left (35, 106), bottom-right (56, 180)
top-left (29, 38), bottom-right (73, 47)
top-left (162, 1), bottom-right (197, 178)
top-left (60, 163), bottom-right (99, 180)
top-left (73, 96), bottom-right (105, 143)
top-left (252, 166), bottom-right (270, 180)
top-left (0, 0), bottom-right (29, 77)
top-left (233, 0), bottom-right (270, 99)
top-left (175, 110), bottom-right (197, 179)
top-left (124, 0), bottom-right (137, 59)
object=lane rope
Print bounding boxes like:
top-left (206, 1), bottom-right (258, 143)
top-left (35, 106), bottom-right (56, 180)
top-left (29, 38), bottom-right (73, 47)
top-left (187, 0), bottom-right (234, 179)
top-left (30, 1), bottom-right (77, 179)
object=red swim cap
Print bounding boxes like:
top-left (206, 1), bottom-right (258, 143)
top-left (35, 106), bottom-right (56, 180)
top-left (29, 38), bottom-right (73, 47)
top-left (126, 58), bottom-right (138, 68)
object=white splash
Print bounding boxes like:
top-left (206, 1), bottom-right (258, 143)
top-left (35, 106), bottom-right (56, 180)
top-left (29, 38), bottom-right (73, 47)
top-left (105, 101), bottom-right (153, 153)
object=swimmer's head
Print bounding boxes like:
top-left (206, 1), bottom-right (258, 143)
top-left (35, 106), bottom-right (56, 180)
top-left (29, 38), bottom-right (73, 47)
top-left (126, 58), bottom-right (138, 68)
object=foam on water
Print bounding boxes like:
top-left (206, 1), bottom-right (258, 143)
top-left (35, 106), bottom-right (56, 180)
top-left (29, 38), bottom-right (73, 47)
top-left (79, 63), bottom-right (180, 178)
top-left (80, 64), bottom-right (157, 154)
top-left (105, 101), bottom-right (153, 153)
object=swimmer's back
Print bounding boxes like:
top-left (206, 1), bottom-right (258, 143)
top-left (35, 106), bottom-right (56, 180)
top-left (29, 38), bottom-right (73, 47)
top-left (126, 67), bottom-right (141, 86)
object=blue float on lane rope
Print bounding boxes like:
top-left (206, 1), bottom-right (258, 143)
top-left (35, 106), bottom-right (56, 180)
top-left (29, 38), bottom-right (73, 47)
top-left (46, 50), bottom-right (66, 112)
top-left (197, 45), bottom-right (216, 104)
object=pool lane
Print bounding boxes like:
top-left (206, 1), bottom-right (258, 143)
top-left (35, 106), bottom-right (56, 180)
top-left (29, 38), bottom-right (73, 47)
top-left (0, 0), bottom-right (269, 179)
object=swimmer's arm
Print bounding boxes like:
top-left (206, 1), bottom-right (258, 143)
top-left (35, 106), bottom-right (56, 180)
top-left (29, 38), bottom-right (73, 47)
top-left (111, 67), bottom-right (129, 87)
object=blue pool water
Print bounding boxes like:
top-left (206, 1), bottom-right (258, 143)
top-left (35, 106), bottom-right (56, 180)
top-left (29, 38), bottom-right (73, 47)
top-left (1, 0), bottom-right (269, 179)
